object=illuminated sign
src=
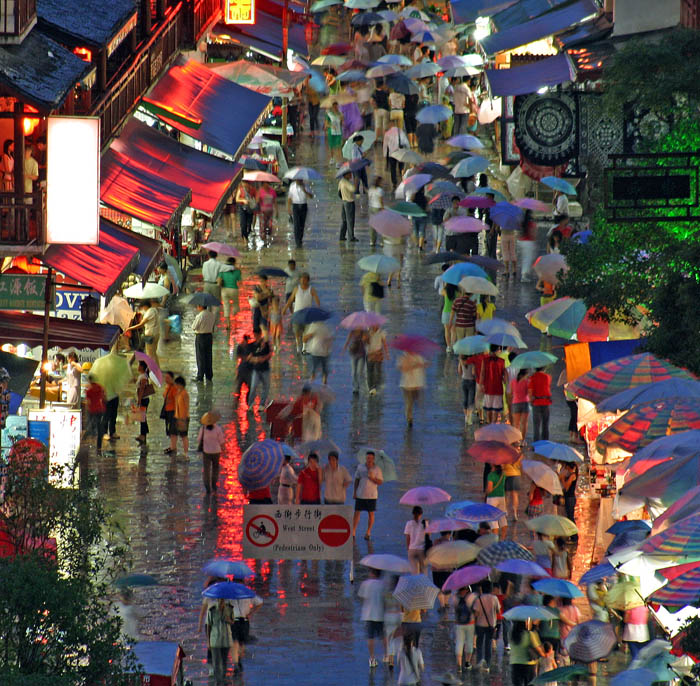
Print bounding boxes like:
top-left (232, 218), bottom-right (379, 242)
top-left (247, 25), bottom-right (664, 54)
top-left (28, 410), bottom-right (81, 488)
top-left (225, 0), bottom-right (256, 25)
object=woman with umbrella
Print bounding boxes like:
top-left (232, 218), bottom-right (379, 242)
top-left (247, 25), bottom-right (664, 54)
top-left (133, 360), bottom-right (153, 447)
top-left (509, 620), bottom-right (546, 686)
top-left (125, 300), bottom-right (160, 366)
top-left (197, 411), bottom-right (225, 494)
top-left (252, 273), bottom-right (273, 335)
top-left (207, 598), bottom-right (234, 682)
top-left (344, 327), bottom-right (369, 394)
top-left (398, 351), bottom-right (429, 427)
top-left (360, 270), bottom-right (384, 313)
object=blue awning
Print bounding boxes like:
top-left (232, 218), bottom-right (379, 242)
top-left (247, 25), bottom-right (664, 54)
top-left (491, 0), bottom-right (570, 31)
top-left (449, 0), bottom-right (517, 25)
top-left (485, 52), bottom-right (576, 96)
top-left (479, 0), bottom-right (599, 55)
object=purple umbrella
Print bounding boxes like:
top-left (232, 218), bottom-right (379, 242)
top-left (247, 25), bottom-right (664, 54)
top-left (465, 255), bottom-right (505, 271)
top-left (490, 201), bottom-right (524, 231)
top-left (496, 559), bottom-right (549, 576)
top-left (368, 209), bottom-right (412, 238)
top-left (424, 517), bottom-right (472, 534)
top-left (514, 197), bottom-right (550, 212)
top-left (202, 241), bottom-right (242, 259)
top-left (340, 311), bottom-right (387, 329)
top-left (400, 486), bottom-right (451, 505)
top-left (403, 173), bottom-right (432, 192)
top-left (133, 351), bottom-right (163, 384)
top-left (391, 334), bottom-right (441, 356)
top-left (442, 565), bottom-right (491, 592)
top-left (444, 216), bottom-right (488, 233)
top-left (451, 502), bottom-right (505, 523)
top-left (349, 157), bottom-right (371, 172)
top-left (447, 134), bottom-right (484, 150)
top-left (459, 196), bottom-right (495, 209)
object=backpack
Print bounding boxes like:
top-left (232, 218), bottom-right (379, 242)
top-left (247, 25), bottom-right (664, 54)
top-left (455, 595), bottom-right (472, 625)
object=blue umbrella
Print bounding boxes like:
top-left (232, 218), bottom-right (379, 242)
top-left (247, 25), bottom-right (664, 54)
top-left (416, 104), bottom-right (452, 124)
top-left (257, 266), bottom-right (289, 278)
top-left (489, 202), bottom-right (524, 231)
top-left (181, 291), bottom-right (221, 307)
top-left (291, 307), bottom-right (332, 326)
top-left (203, 559), bottom-right (255, 579)
top-left (607, 520), bottom-right (651, 536)
top-left (349, 157), bottom-right (371, 172)
top-left (202, 581), bottom-right (256, 600)
top-left (610, 669), bottom-right (658, 686)
top-left (241, 156), bottom-right (267, 170)
top-left (285, 166), bottom-right (322, 181)
top-left (411, 30), bottom-right (437, 43)
top-left (238, 439), bottom-right (286, 490)
top-left (357, 254), bottom-right (400, 274)
top-left (503, 605), bottom-right (557, 621)
top-left (496, 559), bottom-right (547, 576)
top-left (337, 69), bottom-right (367, 82)
top-left (445, 499), bottom-right (476, 517)
top-left (442, 262), bottom-right (489, 284)
top-left (377, 54), bottom-right (413, 66)
top-left (405, 62), bottom-right (441, 79)
top-left (472, 186), bottom-right (508, 202)
top-left (607, 529), bottom-right (650, 554)
top-left (451, 155), bottom-right (490, 178)
top-left (452, 335), bottom-right (490, 356)
top-left (386, 72), bottom-right (420, 95)
top-left (541, 176), bottom-right (577, 195)
top-left (532, 440), bottom-right (585, 463)
top-left (597, 378), bottom-right (700, 413)
top-left (572, 229), bottom-right (592, 243)
top-left (579, 560), bottom-right (616, 585)
top-left (486, 331), bottom-right (527, 349)
top-left (533, 578), bottom-right (584, 599)
top-left (450, 502), bottom-right (505, 523)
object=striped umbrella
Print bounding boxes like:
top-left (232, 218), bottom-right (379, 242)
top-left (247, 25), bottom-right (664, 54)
top-left (393, 574), bottom-right (439, 610)
top-left (238, 439), bottom-right (286, 490)
top-left (564, 620), bottom-right (617, 663)
top-left (653, 484), bottom-right (700, 534)
top-left (476, 540), bottom-right (534, 566)
top-left (597, 397), bottom-right (700, 456)
top-left (627, 430), bottom-right (700, 477)
top-left (649, 564), bottom-right (700, 607)
top-left (599, 378), bottom-right (700, 413)
top-left (641, 512), bottom-right (700, 561)
top-left (567, 353), bottom-right (695, 405)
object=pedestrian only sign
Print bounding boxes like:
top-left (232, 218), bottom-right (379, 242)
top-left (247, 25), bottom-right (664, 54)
top-left (242, 505), bottom-right (353, 560)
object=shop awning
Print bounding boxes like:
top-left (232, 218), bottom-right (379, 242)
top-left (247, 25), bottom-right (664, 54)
top-left (0, 313), bottom-right (120, 350)
top-left (111, 117), bottom-right (240, 219)
top-left (100, 219), bottom-right (163, 280)
top-left (491, 0), bottom-right (571, 31)
top-left (479, 0), bottom-right (599, 55)
top-left (450, 0), bottom-right (517, 25)
top-left (101, 148), bottom-right (192, 230)
top-left (144, 57), bottom-right (271, 159)
top-left (42, 228), bottom-right (140, 301)
top-left (485, 52), bottom-right (576, 96)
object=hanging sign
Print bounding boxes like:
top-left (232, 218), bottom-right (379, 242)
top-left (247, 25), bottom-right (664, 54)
top-left (225, 0), bottom-right (256, 25)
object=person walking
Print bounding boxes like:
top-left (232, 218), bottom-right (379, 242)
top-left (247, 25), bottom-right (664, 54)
top-left (217, 257), bottom-right (242, 328)
top-left (442, 283), bottom-right (458, 352)
top-left (322, 450), bottom-right (352, 504)
top-left (558, 596), bottom-right (581, 658)
top-left (252, 274), bottom-right (273, 335)
top-left (247, 328), bottom-right (273, 406)
top-left (296, 453), bottom-right (322, 504)
top-left (509, 620), bottom-right (546, 686)
top-left (452, 585), bottom-right (477, 672)
top-left (372, 80), bottom-right (390, 140)
top-left (485, 464), bottom-right (508, 540)
top-left (283, 272), bottom-right (320, 353)
top-left (125, 300), bottom-right (160, 365)
top-left (503, 453), bottom-right (523, 522)
top-left (449, 290), bottom-right (477, 342)
top-left (368, 176), bottom-right (384, 247)
top-left (197, 411), bottom-right (225, 494)
top-left (338, 170), bottom-right (357, 242)
top-left (201, 251), bottom-right (224, 316)
top-left (192, 305), bottom-right (215, 383)
top-left (161, 371), bottom-right (177, 454)
top-left (277, 454), bottom-right (297, 504)
top-left (105, 386), bottom-right (120, 443)
top-left (509, 369), bottom-right (531, 445)
top-left (171, 376), bottom-right (190, 455)
top-left (398, 352), bottom-right (428, 427)
top-left (352, 450), bottom-right (383, 539)
top-left (287, 180), bottom-right (314, 247)
top-left (358, 567), bottom-right (385, 668)
top-left (480, 346), bottom-right (507, 424)
top-left (257, 181), bottom-right (278, 236)
top-left (134, 360), bottom-right (153, 446)
top-left (366, 325), bottom-right (388, 395)
top-left (235, 335), bottom-right (253, 399)
top-left (560, 462), bottom-right (579, 524)
top-left (236, 181), bottom-right (256, 241)
top-left (344, 327), bottom-right (368, 394)
top-left (284, 259), bottom-right (300, 306)
top-left (472, 580), bottom-right (500, 672)
top-left (383, 126), bottom-right (410, 188)
top-left (207, 598), bottom-right (233, 683)
top-left (458, 354), bottom-right (476, 427)
top-left (519, 209), bottom-right (537, 282)
top-left (528, 366), bottom-right (552, 441)
top-left (552, 537), bottom-right (571, 579)
top-left (360, 271), bottom-right (384, 313)
top-left (85, 374), bottom-right (107, 454)
top-left (303, 320), bottom-right (333, 384)
top-left (325, 100), bottom-right (344, 166)
top-left (404, 506), bottom-right (426, 574)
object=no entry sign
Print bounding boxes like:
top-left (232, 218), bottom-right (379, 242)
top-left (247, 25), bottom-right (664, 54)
top-left (242, 505), bottom-right (353, 560)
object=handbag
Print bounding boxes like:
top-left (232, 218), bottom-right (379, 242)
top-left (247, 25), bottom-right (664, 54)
top-left (370, 281), bottom-right (385, 299)
top-left (159, 403), bottom-right (168, 420)
top-left (142, 382), bottom-right (155, 398)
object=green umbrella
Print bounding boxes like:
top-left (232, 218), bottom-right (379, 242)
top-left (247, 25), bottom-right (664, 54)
top-left (356, 448), bottom-right (397, 481)
top-left (311, 0), bottom-right (342, 10)
top-left (390, 201), bottom-right (427, 217)
top-left (532, 665), bottom-right (590, 684)
top-left (89, 350), bottom-right (132, 400)
top-left (163, 253), bottom-right (182, 287)
top-left (509, 351), bottom-right (558, 371)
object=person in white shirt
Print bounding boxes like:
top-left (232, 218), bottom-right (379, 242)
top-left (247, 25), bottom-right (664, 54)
top-left (553, 191), bottom-right (569, 217)
top-left (451, 77), bottom-right (470, 136)
top-left (284, 259), bottom-right (300, 304)
top-left (202, 251), bottom-right (223, 318)
top-left (303, 320), bottom-right (333, 384)
top-left (358, 567), bottom-right (386, 668)
top-left (398, 352), bottom-right (429, 427)
top-left (277, 454), bottom-right (298, 504)
top-left (125, 300), bottom-right (161, 366)
top-left (368, 176), bottom-right (385, 247)
top-left (404, 506), bottom-right (427, 574)
top-left (352, 450), bottom-right (384, 539)
top-left (286, 180), bottom-right (314, 247)
top-left (283, 272), bottom-right (321, 353)
top-left (192, 305), bottom-right (216, 382)
top-left (322, 450), bottom-right (352, 504)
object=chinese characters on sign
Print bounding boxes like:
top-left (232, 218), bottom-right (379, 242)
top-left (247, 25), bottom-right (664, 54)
top-left (225, 0), bottom-right (256, 25)
top-left (242, 505), bottom-right (353, 560)
top-left (28, 410), bottom-right (81, 488)
top-left (0, 275), bottom-right (47, 311)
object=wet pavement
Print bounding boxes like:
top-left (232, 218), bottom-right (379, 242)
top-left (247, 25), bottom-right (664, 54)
top-left (86, 130), bottom-right (627, 685)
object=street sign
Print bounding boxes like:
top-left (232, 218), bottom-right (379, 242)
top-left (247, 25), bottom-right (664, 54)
top-left (0, 275), bottom-right (46, 311)
top-left (242, 504), bottom-right (353, 560)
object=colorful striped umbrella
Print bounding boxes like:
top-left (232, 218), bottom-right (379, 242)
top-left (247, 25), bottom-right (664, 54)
top-left (567, 353), bottom-right (695, 405)
top-left (627, 430), bottom-right (700, 477)
top-left (598, 378), bottom-right (700, 412)
top-left (564, 620), bottom-right (617, 663)
top-left (641, 512), bottom-right (700, 560)
top-left (649, 565), bottom-right (700, 607)
top-left (476, 540), bottom-right (534, 566)
top-left (238, 439), bottom-right (286, 490)
top-left (597, 397), bottom-right (700, 456)
top-left (652, 484), bottom-right (700, 534)
top-left (621, 451), bottom-right (700, 508)
top-left (466, 441), bottom-right (520, 465)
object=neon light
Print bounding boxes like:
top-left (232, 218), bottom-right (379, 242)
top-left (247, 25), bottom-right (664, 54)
top-left (225, 0), bottom-right (256, 25)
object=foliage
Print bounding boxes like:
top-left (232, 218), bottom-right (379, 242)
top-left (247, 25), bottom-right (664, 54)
top-left (679, 615), bottom-right (700, 660)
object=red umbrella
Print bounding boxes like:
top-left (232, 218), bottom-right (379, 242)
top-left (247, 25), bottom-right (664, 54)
top-left (322, 42), bottom-right (352, 55)
top-left (390, 334), bottom-right (441, 356)
top-left (467, 441), bottom-right (520, 465)
top-left (459, 196), bottom-right (495, 209)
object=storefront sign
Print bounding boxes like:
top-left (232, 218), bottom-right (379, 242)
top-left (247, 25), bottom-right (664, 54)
top-left (54, 289), bottom-right (100, 320)
top-left (242, 505), bottom-right (353, 560)
top-left (107, 12), bottom-right (138, 57)
top-left (27, 410), bottom-right (81, 487)
top-left (0, 275), bottom-right (47, 311)
top-left (225, 0), bottom-right (256, 25)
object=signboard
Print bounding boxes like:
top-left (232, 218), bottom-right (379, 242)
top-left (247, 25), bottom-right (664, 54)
top-left (242, 505), bottom-right (353, 560)
top-left (0, 275), bottom-right (46, 311)
top-left (28, 410), bottom-right (80, 487)
top-left (54, 289), bottom-right (99, 320)
top-left (225, 0), bottom-right (256, 24)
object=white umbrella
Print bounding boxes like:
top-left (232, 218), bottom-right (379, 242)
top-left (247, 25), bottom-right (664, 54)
top-left (360, 554), bottom-right (412, 573)
top-left (99, 295), bottom-right (133, 331)
top-left (393, 574), bottom-right (439, 610)
top-left (390, 149), bottom-right (423, 165)
top-left (342, 129), bottom-right (376, 159)
top-left (458, 276), bottom-right (498, 296)
top-left (123, 283), bottom-right (170, 299)
top-left (521, 459), bottom-right (563, 495)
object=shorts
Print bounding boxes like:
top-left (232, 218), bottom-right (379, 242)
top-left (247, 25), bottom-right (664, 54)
top-left (486, 496), bottom-right (507, 528)
top-left (483, 393), bottom-right (504, 411)
top-left (511, 402), bottom-right (529, 414)
top-left (441, 310), bottom-right (451, 326)
top-left (412, 216), bottom-right (427, 239)
top-left (461, 379), bottom-right (476, 409)
top-left (355, 497), bottom-right (377, 512)
top-left (501, 230), bottom-right (517, 261)
top-left (232, 618), bottom-right (250, 643)
top-left (327, 133), bottom-right (342, 149)
top-left (505, 476), bottom-right (521, 492)
top-left (164, 409), bottom-right (176, 436)
top-left (311, 355), bottom-right (329, 377)
top-left (366, 620), bottom-right (384, 639)
top-left (175, 417), bottom-right (189, 437)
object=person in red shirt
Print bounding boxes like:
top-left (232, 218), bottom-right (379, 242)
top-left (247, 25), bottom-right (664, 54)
top-left (479, 347), bottom-right (507, 424)
top-left (85, 375), bottom-right (107, 454)
top-left (528, 367), bottom-right (552, 441)
top-left (247, 485), bottom-right (272, 504)
top-left (296, 453), bottom-right (322, 504)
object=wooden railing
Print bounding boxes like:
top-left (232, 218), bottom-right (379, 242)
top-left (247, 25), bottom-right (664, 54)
top-left (0, 0), bottom-right (35, 39)
top-left (186, 0), bottom-right (220, 44)
top-left (0, 189), bottom-right (45, 253)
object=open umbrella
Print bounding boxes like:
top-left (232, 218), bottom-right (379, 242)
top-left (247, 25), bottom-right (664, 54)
top-left (450, 502), bottom-right (506, 523)
top-left (641, 512), bottom-right (700, 560)
top-left (607, 529), bottom-right (649, 554)
top-left (533, 253), bottom-right (568, 284)
top-left (472, 186), bottom-right (508, 202)
top-left (393, 574), bottom-right (439, 610)
top-left (532, 665), bottom-right (590, 684)
top-left (630, 642), bottom-right (677, 681)
top-left (476, 533), bottom-right (499, 548)
top-left (357, 448), bottom-right (398, 481)
top-left (391, 148), bottom-right (424, 164)
top-left (610, 669), bottom-right (658, 686)
top-left (411, 161), bottom-right (452, 179)
top-left (460, 195), bottom-right (495, 209)
top-left (291, 307), bottom-right (332, 326)
top-left (377, 54), bottom-right (413, 66)
top-left (458, 276), bottom-right (498, 296)
top-left (605, 579), bottom-right (644, 610)
top-left (390, 334), bottom-right (441, 356)
top-left (442, 261), bottom-right (488, 284)
top-left (405, 62), bottom-right (441, 79)
top-left (441, 565), bottom-right (491, 592)
top-left (284, 166), bottom-right (322, 181)
top-left (202, 241), bottom-right (241, 258)
top-left (390, 201), bottom-right (427, 217)
top-left (521, 460), bottom-right (563, 495)
top-left (360, 554), bottom-right (412, 573)
top-left (467, 441), bottom-right (520, 465)
top-left (99, 295), bottom-right (133, 331)
top-left (342, 129), bottom-right (376, 158)
top-left (564, 620), bottom-right (617, 663)
top-left (485, 332), bottom-right (527, 349)
top-left (351, 10), bottom-right (384, 25)
top-left (203, 559), bottom-right (254, 579)
top-left (650, 563), bottom-right (700, 606)
top-left (310, 0), bottom-right (342, 11)
top-left (477, 540), bottom-right (534, 566)
top-left (366, 64), bottom-right (401, 79)
top-left (608, 520), bottom-right (651, 536)
top-left (386, 72), bottom-right (420, 95)
top-left (203, 582), bottom-right (256, 600)
top-left (526, 514), bottom-right (577, 537)
top-left (242, 171), bottom-right (281, 183)
top-left (652, 484), bottom-right (700, 533)
top-left (450, 156), bottom-right (490, 178)
top-left (426, 541), bottom-right (480, 567)
top-left (628, 431), bottom-right (700, 478)
top-left (598, 378), bottom-right (700, 413)
top-left (532, 440), bottom-right (584, 463)
top-left (340, 311), bottom-right (387, 329)
top-left (123, 282), bottom-right (170, 300)
top-left (368, 209), bottom-right (412, 238)
top-left (509, 351), bottom-right (557, 372)
top-left (345, 0), bottom-right (379, 7)
top-left (503, 605), bottom-right (556, 621)
top-left (445, 216), bottom-right (488, 234)
top-left (238, 439), bottom-right (286, 491)
top-left (416, 105), bottom-right (452, 124)
top-left (541, 176), bottom-right (577, 195)
top-left (133, 351), bottom-right (163, 385)
top-left (113, 574), bottom-right (159, 588)
top-left (579, 561), bottom-right (616, 585)
top-left (357, 254), bottom-right (400, 275)
top-left (180, 292), bottom-right (221, 308)
top-left (452, 335), bottom-right (490, 356)
top-left (297, 438), bottom-right (340, 456)
top-left (423, 251), bottom-right (466, 265)
top-left (257, 267), bottom-right (289, 278)
top-left (89, 350), bottom-right (132, 400)
top-left (513, 197), bottom-right (550, 212)
top-left (447, 134), bottom-right (484, 150)
top-left (533, 578), bottom-right (583, 598)
top-left (425, 518), bottom-right (472, 534)
top-left (490, 203), bottom-right (524, 233)
top-left (474, 423), bottom-right (521, 445)
top-left (476, 318), bottom-right (521, 337)
top-left (496, 559), bottom-right (548, 576)
top-left (400, 486), bottom-right (451, 505)
top-left (426, 180), bottom-right (464, 197)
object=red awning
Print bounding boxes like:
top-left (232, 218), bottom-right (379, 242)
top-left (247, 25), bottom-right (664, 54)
top-left (111, 117), bottom-right (240, 219)
top-left (100, 218), bottom-right (163, 280)
top-left (0, 312), bottom-right (120, 350)
top-left (101, 148), bottom-right (192, 229)
top-left (42, 228), bottom-right (140, 300)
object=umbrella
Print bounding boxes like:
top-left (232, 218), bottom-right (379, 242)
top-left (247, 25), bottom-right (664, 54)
top-left (503, 606), bottom-right (556, 621)
top-left (467, 255), bottom-right (505, 272)
top-left (598, 378), bottom-right (700, 413)
top-left (391, 148), bottom-right (424, 164)
top-left (349, 157), bottom-right (371, 173)
top-left (509, 351), bottom-right (557, 371)
top-left (340, 311), bottom-right (387, 329)
top-left (390, 334), bottom-right (441, 356)
top-left (202, 241), bottom-right (241, 258)
top-left (99, 295), bottom-right (134, 331)
top-left (410, 29), bottom-right (438, 43)
top-left (401, 173), bottom-right (433, 194)
top-left (337, 69), bottom-right (367, 82)
top-left (368, 209), bottom-right (412, 238)
top-left (477, 540), bottom-right (534, 566)
top-left (541, 176), bottom-right (577, 195)
top-left (89, 350), bottom-right (132, 400)
top-left (441, 565), bottom-right (491, 592)
top-left (423, 251), bottom-right (466, 265)
top-left (621, 452), bottom-right (700, 509)
top-left (467, 441), bottom-right (520, 465)
top-left (133, 351), bottom-right (163, 385)
top-left (400, 486), bottom-right (451, 505)
top-left (572, 230), bottom-right (593, 243)
top-left (425, 518), bottom-right (472, 534)
top-left (346, 0), bottom-right (379, 7)
top-left (605, 579), bottom-right (644, 610)
top-left (257, 267), bottom-right (289, 278)
top-left (357, 448), bottom-right (398, 481)
top-left (443, 65), bottom-right (480, 78)
top-left (416, 105), bottom-right (452, 124)
top-left (489, 202), bottom-right (524, 231)
top-left (310, 0), bottom-right (342, 11)
top-left (579, 561), bottom-right (616, 585)
top-left (297, 438), bottom-right (340, 456)
top-left (447, 134), bottom-right (484, 150)
top-left (242, 171), bottom-right (281, 183)
top-left (476, 318), bottom-right (521, 337)
top-left (476, 533), bottom-right (499, 548)
top-left (426, 180), bottom-right (464, 197)
top-left (608, 520), bottom-right (651, 536)
top-left (533, 253), bottom-right (568, 284)
top-left (650, 564), bottom-right (700, 606)
top-left (472, 186), bottom-right (508, 202)
top-left (458, 276), bottom-right (497, 296)
top-left (342, 129), bottom-right (376, 158)
top-left (496, 559), bottom-right (548, 576)
top-left (390, 201), bottom-right (427, 217)
top-left (450, 502), bottom-right (506, 523)
top-left (653, 484), bottom-right (700, 533)
top-left (533, 578), bottom-right (583, 598)
top-left (238, 439), bottom-right (286, 490)
top-left (630, 642), bottom-right (677, 681)
top-left (291, 307), bottom-right (332, 326)
top-left (360, 554), bottom-right (412, 573)
top-left (284, 166), bottom-right (322, 181)
top-left (377, 54), bottom-right (413, 66)
top-left (410, 161), bottom-right (452, 178)
top-left (351, 10), bottom-right (384, 24)
top-left (610, 669), bottom-right (658, 686)
top-left (526, 514), bottom-right (578, 537)
top-left (203, 559), bottom-right (254, 579)
top-left (442, 262), bottom-right (488, 284)
top-left (485, 332), bottom-right (527, 349)
top-left (607, 529), bottom-right (650, 554)
top-left (386, 72), bottom-right (420, 95)
top-left (513, 197), bottom-right (550, 212)
top-left (521, 460), bottom-right (564, 495)
top-left (474, 423), bottom-right (522, 444)
top-left (452, 335), bottom-right (490, 356)
top-left (445, 216), bottom-right (488, 234)
top-left (322, 42), bottom-right (352, 55)
top-left (180, 292), bottom-right (221, 308)
top-left (366, 64), bottom-right (400, 79)
top-left (393, 574), bottom-right (439, 610)
top-left (123, 282), bottom-right (170, 300)
top-left (641, 512), bottom-right (700, 560)
top-left (532, 665), bottom-right (590, 684)
top-left (113, 574), bottom-right (159, 588)
top-left (532, 440), bottom-right (585, 463)
top-left (357, 254), bottom-right (400, 275)
top-left (321, 93), bottom-right (357, 107)
top-left (450, 156), bottom-right (490, 178)
top-left (405, 62), bottom-right (441, 79)
top-left (202, 582), bottom-right (256, 600)
top-left (460, 196), bottom-right (495, 209)
top-left (628, 431), bottom-right (700, 478)
top-left (426, 541), bottom-right (480, 567)
top-left (564, 620), bottom-right (617, 663)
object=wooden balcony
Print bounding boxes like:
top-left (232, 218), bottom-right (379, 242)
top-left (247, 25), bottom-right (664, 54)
top-left (0, 0), bottom-right (36, 44)
top-left (0, 189), bottom-right (46, 255)
top-left (186, 0), bottom-right (221, 44)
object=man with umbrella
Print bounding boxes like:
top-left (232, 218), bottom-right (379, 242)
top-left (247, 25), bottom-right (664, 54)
top-left (338, 168), bottom-right (358, 241)
top-left (192, 304), bottom-right (216, 383)
top-left (202, 250), bottom-right (224, 317)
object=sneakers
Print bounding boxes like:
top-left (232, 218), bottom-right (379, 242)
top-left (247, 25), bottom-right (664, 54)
top-left (369, 658), bottom-right (378, 668)
top-left (479, 660), bottom-right (489, 671)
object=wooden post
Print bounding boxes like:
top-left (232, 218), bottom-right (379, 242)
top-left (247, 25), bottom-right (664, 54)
top-left (39, 269), bottom-right (53, 409)
top-left (97, 48), bottom-right (107, 93)
top-left (141, 0), bottom-right (152, 36)
top-left (13, 102), bottom-right (24, 241)
top-left (281, 0), bottom-right (289, 146)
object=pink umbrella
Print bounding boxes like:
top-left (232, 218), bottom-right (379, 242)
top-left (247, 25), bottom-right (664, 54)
top-left (340, 311), bottom-right (387, 329)
top-left (368, 209), bottom-right (412, 238)
top-left (403, 173), bottom-right (432, 192)
top-left (445, 216), bottom-right (488, 233)
top-left (533, 254), bottom-right (568, 284)
top-left (514, 197), bottom-right (550, 212)
top-left (459, 196), bottom-right (495, 209)
top-left (442, 565), bottom-right (491, 592)
top-left (133, 350), bottom-right (163, 384)
top-left (202, 242), bottom-right (241, 258)
top-left (391, 334), bottom-right (441, 356)
top-left (242, 171), bottom-right (281, 183)
top-left (425, 517), bottom-right (472, 534)
top-left (475, 423), bottom-right (522, 444)
top-left (400, 486), bottom-right (451, 505)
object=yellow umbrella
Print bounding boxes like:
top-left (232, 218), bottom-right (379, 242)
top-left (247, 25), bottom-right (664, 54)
top-left (89, 350), bottom-right (132, 400)
top-left (605, 578), bottom-right (644, 610)
top-left (526, 514), bottom-right (578, 537)
top-left (426, 541), bottom-right (480, 568)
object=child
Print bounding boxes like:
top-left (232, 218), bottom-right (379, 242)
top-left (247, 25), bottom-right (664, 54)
top-left (538, 641), bottom-right (557, 685)
top-left (368, 176), bottom-right (385, 247)
top-left (268, 295), bottom-right (282, 350)
top-left (477, 295), bottom-right (496, 322)
top-left (257, 182), bottom-right (277, 234)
